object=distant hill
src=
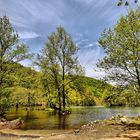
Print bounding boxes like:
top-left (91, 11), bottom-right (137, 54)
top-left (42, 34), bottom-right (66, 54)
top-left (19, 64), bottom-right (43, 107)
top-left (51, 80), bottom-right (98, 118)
top-left (8, 63), bottom-right (113, 107)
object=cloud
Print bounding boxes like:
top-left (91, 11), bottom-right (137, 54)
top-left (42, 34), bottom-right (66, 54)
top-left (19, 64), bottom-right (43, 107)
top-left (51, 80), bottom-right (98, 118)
top-left (74, 32), bottom-right (106, 78)
top-left (0, 0), bottom-right (137, 78)
top-left (19, 31), bottom-right (40, 39)
top-left (85, 66), bottom-right (106, 79)
top-left (88, 43), bottom-right (94, 47)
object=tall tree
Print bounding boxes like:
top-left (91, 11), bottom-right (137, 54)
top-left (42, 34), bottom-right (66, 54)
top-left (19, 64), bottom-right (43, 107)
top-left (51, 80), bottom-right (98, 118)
top-left (97, 9), bottom-right (140, 92)
top-left (0, 16), bottom-right (31, 116)
top-left (37, 27), bottom-right (84, 113)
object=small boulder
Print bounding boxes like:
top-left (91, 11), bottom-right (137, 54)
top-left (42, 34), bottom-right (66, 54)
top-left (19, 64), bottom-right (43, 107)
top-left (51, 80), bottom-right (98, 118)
top-left (0, 118), bottom-right (6, 122)
top-left (120, 117), bottom-right (128, 124)
top-left (7, 118), bottom-right (24, 129)
top-left (74, 129), bottom-right (80, 134)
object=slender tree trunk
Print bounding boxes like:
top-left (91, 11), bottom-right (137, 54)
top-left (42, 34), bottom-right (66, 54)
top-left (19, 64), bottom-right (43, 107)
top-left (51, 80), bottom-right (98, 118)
top-left (135, 64), bottom-right (140, 91)
top-left (54, 76), bottom-right (61, 113)
top-left (62, 65), bottom-right (65, 110)
top-left (136, 75), bottom-right (140, 91)
top-left (27, 92), bottom-right (31, 107)
top-left (58, 90), bottom-right (61, 114)
top-left (0, 56), bottom-right (3, 87)
top-left (16, 103), bottom-right (19, 111)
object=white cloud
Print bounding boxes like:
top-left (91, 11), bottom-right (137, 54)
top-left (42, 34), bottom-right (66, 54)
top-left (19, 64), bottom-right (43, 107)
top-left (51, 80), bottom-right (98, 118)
top-left (88, 43), bottom-right (94, 47)
top-left (0, 0), bottom-right (132, 79)
top-left (19, 31), bottom-right (40, 39)
top-left (84, 65), bottom-right (106, 79)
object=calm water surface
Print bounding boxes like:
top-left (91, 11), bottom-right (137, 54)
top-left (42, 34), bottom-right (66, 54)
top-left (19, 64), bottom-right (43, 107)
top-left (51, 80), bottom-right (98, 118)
top-left (6, 106), bottom-right (140, 130)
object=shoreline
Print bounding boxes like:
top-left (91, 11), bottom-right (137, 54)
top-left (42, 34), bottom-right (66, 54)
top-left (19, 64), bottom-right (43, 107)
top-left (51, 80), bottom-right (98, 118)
top-left (0, 115), bottom-right (140, 140)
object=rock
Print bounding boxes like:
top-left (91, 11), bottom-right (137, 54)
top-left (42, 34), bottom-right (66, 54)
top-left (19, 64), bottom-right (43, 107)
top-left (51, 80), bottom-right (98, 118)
top-left (117, 114), bottom-right (123, 118)
top-left (7, 118), bottom-right (24, 129)
top-left (0, 118), bottom-right (24, 129)
top-left (0, 118), bottom-right (6, 122)
top-left (120, 117), bottom-right (128, 124)
top-left (109, 115), bottom-right (130, 125)
top-left (94, 120), bottom-right (100, 123)
top-left (111, 114), bottom-right (123, 121)
top-left (74, 129), bottom-right (80, 134)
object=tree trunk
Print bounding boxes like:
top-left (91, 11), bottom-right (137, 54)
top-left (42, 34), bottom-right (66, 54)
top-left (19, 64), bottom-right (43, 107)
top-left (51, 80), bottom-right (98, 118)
top-left (58, 90), bottom-right (62, 113)
top-left (135, 66), bottom-right (140, 91)
top-left (62, 65), bottom-right (65, 110)
top-left (27, 92), bottom-right (31, 107)
top-left (16, 103), bottom-right (19, 111)
top-left (54, 76), bottom-right (61, 113)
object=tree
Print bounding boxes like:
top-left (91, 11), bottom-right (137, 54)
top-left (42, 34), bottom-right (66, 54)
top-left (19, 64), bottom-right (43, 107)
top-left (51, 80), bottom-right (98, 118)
top-left (97, 9), bottom-right (140, 92)
top-left (40, 74), bottom-right (57, 108)
top-left (118, 0), bottom-right (139, 6)
top-left (0, 16), bottom-right (31, 116)
top-left (37, 27), bottom-right (84, 113)
top-left (16, 67), bottom-right (39, 108)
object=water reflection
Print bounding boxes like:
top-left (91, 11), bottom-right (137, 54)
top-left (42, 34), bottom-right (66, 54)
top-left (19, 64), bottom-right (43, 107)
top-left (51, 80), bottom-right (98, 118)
top-left (6, 106), bottom-right (140, 130)
top-left (58, 115), bottom-right (66, 129)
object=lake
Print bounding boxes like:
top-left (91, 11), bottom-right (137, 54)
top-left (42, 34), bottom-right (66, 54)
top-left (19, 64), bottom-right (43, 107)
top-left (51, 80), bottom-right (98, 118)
top-left (6, 106), bottom-right (140, 130)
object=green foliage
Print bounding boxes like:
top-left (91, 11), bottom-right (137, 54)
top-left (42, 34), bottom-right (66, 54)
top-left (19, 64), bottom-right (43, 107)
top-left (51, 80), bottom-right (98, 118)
top-left (9, 63), bottom-right (43, 107)
top-left (80, 86), bottom-right (96, 106)
top-left (7, 63), bottom-right (110, 108)
top-left (3, 61), bottom-right (140, 109)
top-left (123, 88), bottom-right (140, 106)
top-left (0, 16), bottom-right (31, 115)
top-left (37, 27), bottom-right (84, 112)
top-left (103, 87), bottom-right (126, 106)
top-left (0, 88), bottom-right (11, 116)
top-left (104, 85), bottom-right (140, 107)
top-left (68, 76), bottom-right (112, 106)
top-left (97, 8), bottom-right (140, 92)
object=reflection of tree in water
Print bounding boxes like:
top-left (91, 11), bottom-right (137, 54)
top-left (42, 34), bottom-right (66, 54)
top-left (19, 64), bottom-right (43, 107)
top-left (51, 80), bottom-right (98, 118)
top-left (58, 115), bottom-right (66, 129)
top-left (25, 110), bottom-right (30, 120)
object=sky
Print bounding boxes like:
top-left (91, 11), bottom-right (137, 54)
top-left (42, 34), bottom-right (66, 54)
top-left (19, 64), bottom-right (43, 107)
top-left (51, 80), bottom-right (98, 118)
top-left (0, 0), bottom-right (139, 78)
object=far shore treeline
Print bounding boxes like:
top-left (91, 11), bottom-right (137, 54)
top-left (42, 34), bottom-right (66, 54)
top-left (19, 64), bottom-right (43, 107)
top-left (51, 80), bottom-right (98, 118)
top-left (0, 7), bottom-right (140, 116)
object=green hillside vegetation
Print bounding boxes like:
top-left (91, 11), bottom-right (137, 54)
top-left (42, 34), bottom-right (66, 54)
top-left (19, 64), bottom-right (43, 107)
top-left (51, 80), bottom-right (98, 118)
top-left (3, 62), bottom-right (113, 108)
top-left (4, 62), bottom-right (140, 111)
top-left (8, 63), bottom-right (108, 108)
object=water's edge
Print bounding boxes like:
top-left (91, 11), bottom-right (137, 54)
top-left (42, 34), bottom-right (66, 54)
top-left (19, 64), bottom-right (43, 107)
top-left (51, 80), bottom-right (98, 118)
top-left (6, 106), bottom-right (140, 130)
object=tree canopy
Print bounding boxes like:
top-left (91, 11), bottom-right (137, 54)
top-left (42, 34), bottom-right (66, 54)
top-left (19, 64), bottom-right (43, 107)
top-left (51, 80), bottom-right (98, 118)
top-left (37, 27), bottom-right (84, 113)
top-left (97, 9), bottom-right (140, 92)
top-left (0, 16), bottom-right (31, 115)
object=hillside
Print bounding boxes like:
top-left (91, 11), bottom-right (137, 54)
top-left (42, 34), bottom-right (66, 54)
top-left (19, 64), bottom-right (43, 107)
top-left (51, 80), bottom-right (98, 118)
top-left (3, 62), bottom-right (138, 108)
top-left (7, 63), bottom-right (112, 107)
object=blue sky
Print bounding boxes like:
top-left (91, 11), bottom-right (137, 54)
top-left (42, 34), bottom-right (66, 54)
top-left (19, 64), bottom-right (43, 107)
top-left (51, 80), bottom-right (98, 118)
top-left (0, 0), bottom-right (139, 78)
